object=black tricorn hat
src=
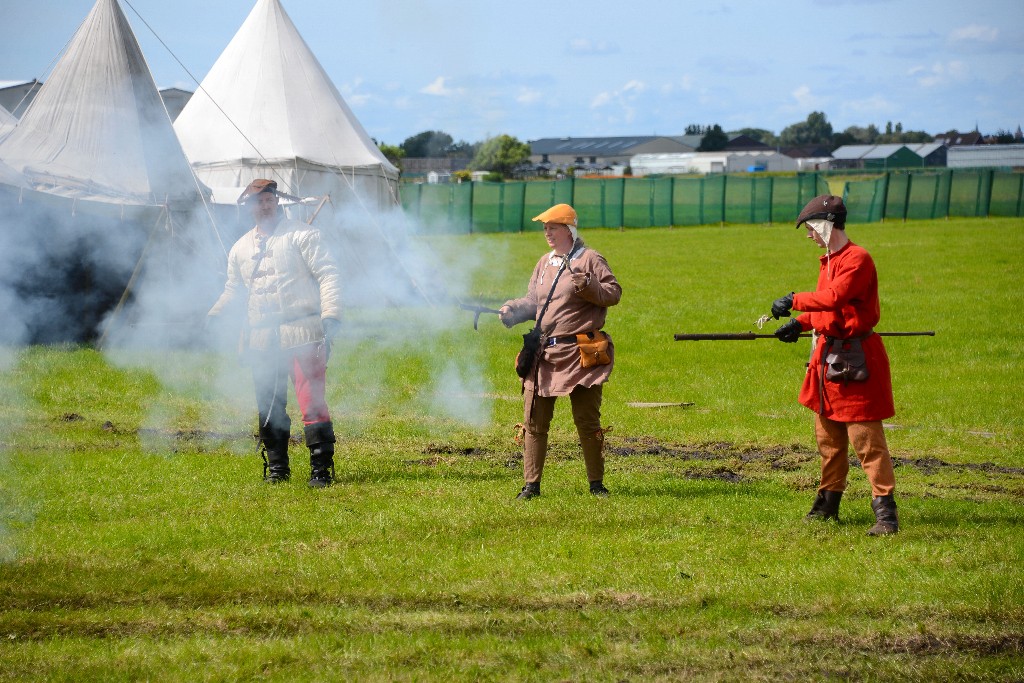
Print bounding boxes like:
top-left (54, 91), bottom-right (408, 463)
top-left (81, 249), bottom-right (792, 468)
top-left (795, 194), bottom-right (846, 229)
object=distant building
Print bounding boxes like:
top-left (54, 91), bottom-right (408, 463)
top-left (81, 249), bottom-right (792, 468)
top-left (780, 144), bottom-right (833, 171)
top-left (947, 144), bottom-right (1024, 169)
top-left (529, 135), bottom-right (695, 168)
top-left (0, 80), bottom-right (193, 123)
top-left (724, 134), bottom-right (772, 151)
top-left (0, 79), bottom-right (41, 117)
top-left (159, 87), bottom-right (193, 121)
top-left (905, 142), bottom-right (947, 167)
top-left (830, 144), bottom-right (924, 170)
top-left (400, 157), bottom-right (470, 180)
top-left (630, 150), bottom-right (797, 176)
top-left (934, 130), bottom-right (984, 146)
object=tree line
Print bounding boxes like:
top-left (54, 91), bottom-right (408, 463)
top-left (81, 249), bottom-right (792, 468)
top-left (378, 113), bottom-right (1021, 178)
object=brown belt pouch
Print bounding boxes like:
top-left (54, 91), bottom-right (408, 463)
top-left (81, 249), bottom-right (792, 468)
top-left (577, 331), bottom-right (611, 368)
top-left (824, 336), bottom-right (869, 383)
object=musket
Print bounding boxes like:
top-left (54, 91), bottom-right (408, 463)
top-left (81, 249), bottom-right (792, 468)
top-left (674, 331), bottom-right (935, 341)
top-left (459, 303), bottom-right (502, 330)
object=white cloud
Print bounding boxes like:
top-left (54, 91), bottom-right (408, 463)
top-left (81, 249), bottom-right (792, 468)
top-left (591, 91), bottom-right (612, 108)
top-left (516, 88), bottom-right (542, 105)
top-left (792, 85), bottom-right (822, 109)
top-left (568, 38), bottom-right (620, 56)
top-left (910, 61), bottom-right (968, 87)
top-left (949, 24), bottom-right (998, 43)
top-left (841, 94), bottom-right (896, 118)
top-left (661, 75), bottom-right (695, 94)
top-left (590, 80), bottom-right (648, 111)
top-left (420, 76), bottom-right (462, 97)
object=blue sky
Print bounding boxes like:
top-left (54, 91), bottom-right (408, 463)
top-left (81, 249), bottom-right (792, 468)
top-left (2, 0), bottom-right (1023, 145)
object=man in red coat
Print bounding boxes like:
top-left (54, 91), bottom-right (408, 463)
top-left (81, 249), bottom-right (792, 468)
top-left (771, 195), bottom-right (899, 535)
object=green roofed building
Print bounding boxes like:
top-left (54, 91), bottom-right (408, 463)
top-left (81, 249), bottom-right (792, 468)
top-left (830, 143), bottom-right (925, 170)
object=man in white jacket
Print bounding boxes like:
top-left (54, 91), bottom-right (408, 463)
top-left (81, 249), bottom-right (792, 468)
top-left (208, 179), bottom-right (342, 487)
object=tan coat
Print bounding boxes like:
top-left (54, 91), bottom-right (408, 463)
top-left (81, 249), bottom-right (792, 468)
top-left (208, 218), bottom-right (341, 351)
top-left (504, 242), bottom-right (622, 396)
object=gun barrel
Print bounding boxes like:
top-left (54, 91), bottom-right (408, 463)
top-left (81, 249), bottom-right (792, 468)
top-left (674, 331), bottom-right (935, 341)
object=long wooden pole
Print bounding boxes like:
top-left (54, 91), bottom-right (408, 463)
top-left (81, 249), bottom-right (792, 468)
top-left (674, 331), bottom-right (935, 341)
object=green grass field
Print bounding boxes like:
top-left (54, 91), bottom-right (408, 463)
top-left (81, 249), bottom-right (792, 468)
top-left (1, 217), bottom-right (1022, 681)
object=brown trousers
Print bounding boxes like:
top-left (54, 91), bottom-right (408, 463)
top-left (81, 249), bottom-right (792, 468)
top-left (522, 384), bottom-right (605, 484)
top-left (815, 415), bottom-right (896, 497)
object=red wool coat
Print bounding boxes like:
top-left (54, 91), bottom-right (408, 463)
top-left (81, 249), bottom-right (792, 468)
top-left (791, 241), bottom-right (895, 422)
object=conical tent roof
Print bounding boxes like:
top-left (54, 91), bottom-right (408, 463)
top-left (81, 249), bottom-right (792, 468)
top-left (174, 0), bottom-right (398, 208)
top-left (0, 0), bottom-right (201, 206)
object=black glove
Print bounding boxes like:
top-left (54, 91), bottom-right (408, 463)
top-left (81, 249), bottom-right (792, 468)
top-left (771, 292), bottom-right (794, 319)
top-left (774, 318), bottom-right (802, 343)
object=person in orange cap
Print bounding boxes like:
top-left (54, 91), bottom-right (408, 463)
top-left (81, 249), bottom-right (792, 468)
top-left (770, 194), bottom-right (899, 535)
top-left (499, 203), bottom-right (622, 499)
top-left (208, 179), bottom-right (342, 488)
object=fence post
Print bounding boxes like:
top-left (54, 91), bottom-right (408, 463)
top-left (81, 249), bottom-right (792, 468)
top-left (903, 171), bottom-right (912, 222)
top-left (981, 169), bottom-right (994, 217)
top-left (669, 177), bottom-right (676, 227)
top-left (1018, 172), bottom-right (1024, 217)
top-left (720, 174), bottom-right (727, 226)
top-left (879, 172), bottom-right (890, 223)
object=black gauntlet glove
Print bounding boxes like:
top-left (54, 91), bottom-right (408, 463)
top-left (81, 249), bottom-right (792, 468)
top-left (771, 292), bottom-right (794, 319)
top-left (774, 318), bottom-right (802, 343)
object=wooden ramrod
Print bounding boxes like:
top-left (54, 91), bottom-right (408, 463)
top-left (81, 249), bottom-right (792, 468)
top-left (674, 331), bottom-right (935, 341)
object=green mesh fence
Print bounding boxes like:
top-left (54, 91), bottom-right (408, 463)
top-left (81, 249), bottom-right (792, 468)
top-left (574, 178), bottom-right (624, 229)
top-left (844, 175), bottom-right (887, 223)
top-left (989, 172), bottom-right (1023, 217)
top-left (403, 183), bottom-right (473, 235)
top-left (949, 170), bottom-right (993, 217)
top-left (522, 179), bottom-right (574, 231)
top-left (770, 174), bottom-right (829, 224)
top-left (400, 170), bottom-right (1022, 233)
top-left (471, 182), bottom-right (526, 233)
top-left (671, 177), bottom-right (705, 225)
top-left (622, 178), bottom-right (673, 227)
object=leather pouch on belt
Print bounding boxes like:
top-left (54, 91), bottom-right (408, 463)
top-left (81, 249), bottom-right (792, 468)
top-left (577, 331), bottom-right (611, 368)
top-left (825, 337), bottom-right (869, 383)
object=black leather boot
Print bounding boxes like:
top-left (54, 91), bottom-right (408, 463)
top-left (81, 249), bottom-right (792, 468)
top-left (805, 489), bottom-right (842, 522)
top-left (867, 494), bottom-right (899, 536)
top-left (260, 425), bottom-right (291, 483)
top-left (589, 480), bottom-right (610, 497)
top-left (516, 482), bottom-right (540, 500)
top-left (305, 421), bottom-right (336, 488)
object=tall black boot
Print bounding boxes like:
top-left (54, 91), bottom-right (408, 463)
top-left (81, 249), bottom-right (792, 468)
top-left (259, 425), bottom-right (291, 483)
top-left (805, 489), bottom-right (842, 522)
top-left (867, 494), bottom-right (899, 536)
top-left (305, 421), bottom-right (336, 488)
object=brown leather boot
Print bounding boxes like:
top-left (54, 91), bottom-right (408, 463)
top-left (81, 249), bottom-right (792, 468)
top-left (804, 490), bottom-right (842, 521)
top-left (867, 494), bottom-right (899, 536)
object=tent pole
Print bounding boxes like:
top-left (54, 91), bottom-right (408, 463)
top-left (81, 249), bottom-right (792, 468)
top-left (306, 194), bottom-right (332, 225)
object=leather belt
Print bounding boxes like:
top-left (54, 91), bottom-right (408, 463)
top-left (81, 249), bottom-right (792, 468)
top-left (546, 335), bottom-right (577, 346)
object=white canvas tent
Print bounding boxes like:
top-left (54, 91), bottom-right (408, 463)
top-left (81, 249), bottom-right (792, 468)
top-left (174, 0), bottom-right (399, 213)
top-left (0, 103), bottom-right (17, 140)
top-left (0, 0), bottom-right (224, 345)
top-left (0, 0), bottom-right (204, 208)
